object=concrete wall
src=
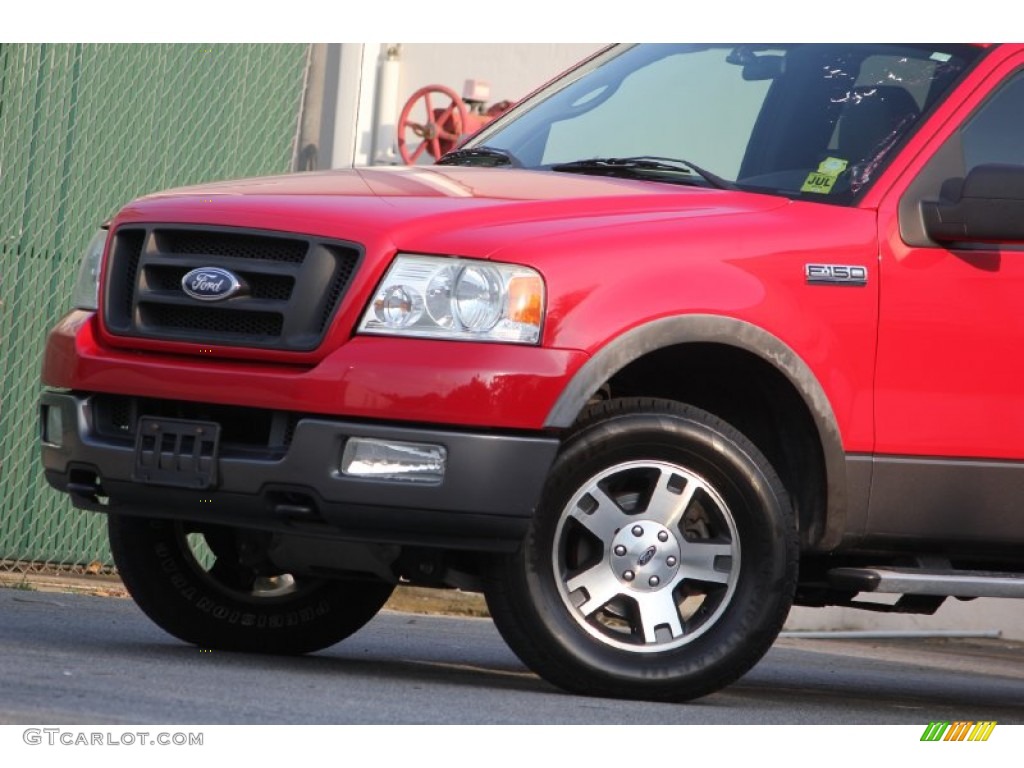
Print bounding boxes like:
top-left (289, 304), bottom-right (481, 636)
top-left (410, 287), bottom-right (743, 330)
top-left (786, 599), bottom-right (1024, 641)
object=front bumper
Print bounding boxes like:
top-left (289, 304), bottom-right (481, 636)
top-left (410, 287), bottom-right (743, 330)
top-left (40, 391), bottom-right (559, 551)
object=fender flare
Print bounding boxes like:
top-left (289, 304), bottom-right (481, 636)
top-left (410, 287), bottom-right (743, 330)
top-left (545, 315), bottom-right (848, 549)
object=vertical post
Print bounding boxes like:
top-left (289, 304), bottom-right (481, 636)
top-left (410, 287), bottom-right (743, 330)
top-left (330, 43), bottom-right (381, 168)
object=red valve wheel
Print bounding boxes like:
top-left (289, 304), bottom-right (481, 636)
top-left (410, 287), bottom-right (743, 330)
top-left (397, 85), bottom-right (471, 165)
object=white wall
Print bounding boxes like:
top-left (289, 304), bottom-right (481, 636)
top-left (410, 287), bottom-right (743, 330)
top-left (396, 43), bottom-right (604, 106)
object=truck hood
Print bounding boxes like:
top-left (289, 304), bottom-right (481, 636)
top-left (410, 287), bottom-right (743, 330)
top-left (120, 166), bottom-right (790, 258)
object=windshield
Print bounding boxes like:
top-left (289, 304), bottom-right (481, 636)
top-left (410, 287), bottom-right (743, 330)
top-left (461, 44), bottom-right (983, 203)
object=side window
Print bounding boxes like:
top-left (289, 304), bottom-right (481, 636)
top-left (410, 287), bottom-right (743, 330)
top-left (962, 73), bottom-right (1024, 169)
top-left (900, 68), bottom-right (1024, 246)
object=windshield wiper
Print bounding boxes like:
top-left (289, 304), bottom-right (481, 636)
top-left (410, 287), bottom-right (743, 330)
top-left (549, 156), bottom-right (736, 190)
top-left (437, 146), bottom-right (519, 167)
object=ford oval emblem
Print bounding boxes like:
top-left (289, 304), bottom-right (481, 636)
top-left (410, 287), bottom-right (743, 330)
top-left (181, 267), bottom-right (242, 302)
top-left (637, 545), bottom-right (657, 567)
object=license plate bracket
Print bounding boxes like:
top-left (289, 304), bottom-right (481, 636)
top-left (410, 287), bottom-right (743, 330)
top-left (132, 417), bottom-right (221, 489)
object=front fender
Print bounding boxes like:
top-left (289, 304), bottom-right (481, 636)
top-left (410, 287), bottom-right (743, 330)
top-left (545, 315), bottom-right (850, 550)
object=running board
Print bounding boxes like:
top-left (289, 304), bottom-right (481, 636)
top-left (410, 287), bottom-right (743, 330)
top-left (828, 567), bottom-right (1024, 599)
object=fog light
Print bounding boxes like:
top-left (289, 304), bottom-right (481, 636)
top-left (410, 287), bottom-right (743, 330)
top-left (41, 405), bottom-right (64, 447)
top-left (341, 438), bottom-right (446, 484)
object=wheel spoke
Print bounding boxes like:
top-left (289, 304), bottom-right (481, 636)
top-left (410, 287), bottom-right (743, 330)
top-left (644, 467), bottom-right (699, 526)
top-left (566, 564), bottom-right (623, 617)
top-left (569, 484), bottom-right (629, 543)
top-left (435, 102), bottom-right (457, 128)
top-left (435, 103), bottom-right (461, 145)
top-left (635, 590), bottom-right (685, 644)
top-left (409, 140), bottom-right (428, 163)
top-left (678, 541), bottom-right (734, 584)
top-left (423, 92), bottom-right (434, 117)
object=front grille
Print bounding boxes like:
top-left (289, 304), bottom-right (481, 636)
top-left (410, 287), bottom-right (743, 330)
top-left (157, 230), bottom-right (308, 263)
top-left (141, 305), bottom-right (284, 338)
top-left (103, 225), bottom-right (362, 352)
top-left (118, 229), bottom-right (146, 318)
top-left (145, 265), bottom-right (295, 301)
top-left (319, 254), bottom-right (359, 332)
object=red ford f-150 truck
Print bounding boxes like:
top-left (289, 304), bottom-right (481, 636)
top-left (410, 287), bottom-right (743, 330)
top-left (40, 43), bottom-right (1024, 701)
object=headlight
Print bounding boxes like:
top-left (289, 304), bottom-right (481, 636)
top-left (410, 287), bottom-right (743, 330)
top-left (70, 229), bottom-right (108, 311)
top-left (358, 255), bottom-right (545, 344)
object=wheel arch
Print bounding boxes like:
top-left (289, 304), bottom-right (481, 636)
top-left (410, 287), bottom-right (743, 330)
top-left (545, 315), bottom-right (848, 551)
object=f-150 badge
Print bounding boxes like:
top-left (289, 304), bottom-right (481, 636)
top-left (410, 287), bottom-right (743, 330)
top-left (805, 264), bottom-right (868, 286)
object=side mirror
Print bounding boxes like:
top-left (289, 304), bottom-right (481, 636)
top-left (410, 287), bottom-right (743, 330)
top-left (922, 163), bottom-right (1024, 243)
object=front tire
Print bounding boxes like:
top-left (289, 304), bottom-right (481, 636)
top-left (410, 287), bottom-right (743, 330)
top-left (484, 398), bottom-right (798, 701)
top-left (109, 515), bottom-right (395, 655)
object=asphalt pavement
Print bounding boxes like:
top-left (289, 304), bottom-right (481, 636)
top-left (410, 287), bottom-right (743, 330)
top-left (0, 588), bottom-right (1020, 724)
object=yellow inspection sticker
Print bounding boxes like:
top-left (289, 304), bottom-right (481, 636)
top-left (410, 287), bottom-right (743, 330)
top-left (801, 157), bottom-right (849, 194)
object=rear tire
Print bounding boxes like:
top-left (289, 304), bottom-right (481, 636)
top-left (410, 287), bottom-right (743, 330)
top-left (109, 515), bottom-right (394, 655)
top-left (484, 398), bottom-right (798, 701)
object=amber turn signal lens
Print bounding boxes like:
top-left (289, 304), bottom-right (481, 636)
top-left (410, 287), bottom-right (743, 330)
top-left (507, 274), bottom-right (544, 327)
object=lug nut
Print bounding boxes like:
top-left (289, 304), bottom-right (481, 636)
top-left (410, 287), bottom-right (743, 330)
top-left (631, 525), bottom-right (644, 537)
top-left (666, 556), bottom-right (677, 567)
top-left (658, 530), bottom-right (669, 542)
top-left (623, 570), bottom-right (635, 582)
top-left (649, 576), bottom-right (660, 587)
top-left (614, 545), bottom-right (627, 556)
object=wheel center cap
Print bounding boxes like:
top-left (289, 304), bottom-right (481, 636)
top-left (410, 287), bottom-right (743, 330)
top-left (610, 521), bottom-right (681, 592)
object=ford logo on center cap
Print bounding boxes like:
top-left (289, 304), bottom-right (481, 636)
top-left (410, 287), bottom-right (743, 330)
top-left (637, 545), bottom-right (657, 567)
top-left (181, 267), bottom-right (243, 302)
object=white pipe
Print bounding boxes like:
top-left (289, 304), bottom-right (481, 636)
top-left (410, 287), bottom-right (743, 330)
top-left (373, 46), bottom-right (402, 165)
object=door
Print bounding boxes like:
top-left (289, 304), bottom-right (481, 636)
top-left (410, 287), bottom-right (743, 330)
top-left (869, 51), bottom-right (1024, 549)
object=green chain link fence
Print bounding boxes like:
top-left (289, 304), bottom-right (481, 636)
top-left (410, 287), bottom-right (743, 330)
top-left (1, 43), bottom-right (310, 574)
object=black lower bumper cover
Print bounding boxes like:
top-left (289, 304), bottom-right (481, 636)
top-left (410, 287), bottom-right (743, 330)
top-left (40, 392), bottom-right (560, 552)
